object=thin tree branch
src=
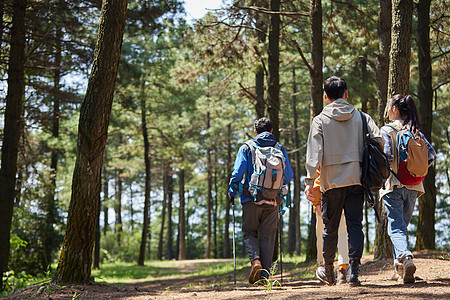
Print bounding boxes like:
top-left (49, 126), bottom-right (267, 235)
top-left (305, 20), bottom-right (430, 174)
top-left (433, 80), bottom-right (450, 91)
top-left (287, 38), bottom-right (312, 73)
top-left (233, 5), bottom-right (309, 17)
top-left (331, 0), bottom-right (376, 23)
top-left (238, 82), bottom-right (257, 103)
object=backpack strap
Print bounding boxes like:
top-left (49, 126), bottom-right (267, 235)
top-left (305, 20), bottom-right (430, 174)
top-left (359, 111), bottom-right (381, 222)
top-left (244, 141), bottom-right (258, 166)
top-left (385, 123), bottom-right (401, 132)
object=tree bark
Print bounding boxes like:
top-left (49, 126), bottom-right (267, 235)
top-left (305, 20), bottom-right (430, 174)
top-left (206, 111), bottom-right (212, 259)
top-left (310, 0), bottom-right (323, 119)
top-left (0, 0), bottom-right (27, 289)
top-left (103, 168), bottom-right (109, 236)
top-left (288, 67), bottom-right (301, 255)
top-left (375, 0), bottom-right (391, 126)
top-left (267, 0), bottom-right (280, 140)
top-left (254, 0), bottom-right (268, 118)
top-left (157, 165), bottom-right (168, 260)
top-left (375, 0), bottom-right (413, 260)
top-left (166, 170), bottom-right (173, 260)
top-left (364, 201), bottom-right (370, 253)
top-left (213, 150), bottom-right (218, 258)
top-left (416, 0), bottom-right (435, 250)
top-left (43, 22), bottom-right (63, 271)
top-left (267, 0), bottom-right (281, 263)
top-left (305, 0), bottom-right (323, 263)
top-left (305, 206), bottom-right (317, 262)
top-left (372, 0), bottom-right (392, 259)
top-left (387, 0), bottom-right (413, 97)
top-left (373, 200), bottom-right (393, 259)
top-left (138, 94), bottom-right (151, 265)
top-left (224, 123), bottom-right (232, 258)
top-left (115, 168), bottom-right (123, 246)
top-left (53, 0), bottom-right (128, 284)
top-left (178, 169), bottom-right (187, 260)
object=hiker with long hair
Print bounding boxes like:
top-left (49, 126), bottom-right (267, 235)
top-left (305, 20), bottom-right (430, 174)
top-left (380, 94), bottom-right (436, 284)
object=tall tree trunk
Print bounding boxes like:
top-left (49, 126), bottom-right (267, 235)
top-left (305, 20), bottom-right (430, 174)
top-left (129, 183), bottom-right (134, 230)
top-left (372, 0), bottom-right (392, 259)
top-left (206, 112), bottom-right (212, 259)
top-left (53, 0), bottom-right (128, 284)
top-left (364, 201), bottom-right (370, 253)
top-left (387, 0), bottom-right (413, 98)
top-left (0, 0), bottom-right (27, 289)
top-left (94, 192), bottom-right (101, 269)
top-left (375, 0), bottom-right (391, 126)
top-left (310, 0), bottom-right (323, 119)
top-left (103, 167), bottom-right (109, 236)
top-left (292, 67), bottom-right (302, 255)
top-left (138, 95), bottom-right (151, 265)
top-left (224, 123), bottom-right (232, 258)
top-left (43, 23), bottom-right (63, 270)
top-left (213, 150), bottom-right (218, 258)
top-left (115, 168), bottom-right (123, 246)
top-left (254, 0), bottom-right (268, 118)
top-left (166, 170), bottom-right (173, 260)
top-left (305, 206), bottom-right (317, 262)
top-left (288, 67), bottom-right (300, 255)
top-left (376, 0), bottom-right (413, 260)
top-left (158, 166), bottom-right (168, 260)
top-left (0, 0), bottom-right (5, 42)
top-left (416, 0), bottom-right (435, 250)
top-left (178, 169), bottom-right (186, 260)
top-left (267, 0), bottom-right (280, 140)
top-left (267, 0), bottom-right (281, 263)
top-left (305, 0), bottom-right (323, 263)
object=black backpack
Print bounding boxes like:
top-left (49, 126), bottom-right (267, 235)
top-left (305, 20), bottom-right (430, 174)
top-left (359, 111), bottom-right (390, 222)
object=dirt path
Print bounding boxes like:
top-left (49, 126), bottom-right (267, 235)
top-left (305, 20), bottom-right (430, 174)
top-left (5, 251), bottom-right (450, 299)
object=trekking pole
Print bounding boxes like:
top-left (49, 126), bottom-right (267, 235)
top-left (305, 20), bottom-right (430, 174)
top-left (231, 196), bottom-right (237, 287)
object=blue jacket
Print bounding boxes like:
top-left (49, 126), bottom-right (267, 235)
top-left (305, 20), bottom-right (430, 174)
top-left (228, 131), bottom-right (294, 204)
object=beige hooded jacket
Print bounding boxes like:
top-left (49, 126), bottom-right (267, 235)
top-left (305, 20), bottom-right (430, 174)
top-left (305, 98), bottom-right (383, 193)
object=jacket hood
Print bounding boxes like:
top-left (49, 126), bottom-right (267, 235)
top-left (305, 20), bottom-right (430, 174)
top-left (322, 98), bottom-right (355, 121)
top-left (252, 131), bottom-right (277, 147)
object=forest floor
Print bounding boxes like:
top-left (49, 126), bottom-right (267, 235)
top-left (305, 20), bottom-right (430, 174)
top-left (4, 250), bottom-right (450, 300)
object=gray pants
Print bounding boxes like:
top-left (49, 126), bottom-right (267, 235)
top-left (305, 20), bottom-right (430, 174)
top-left (242, 201), bottom-right (278, 277)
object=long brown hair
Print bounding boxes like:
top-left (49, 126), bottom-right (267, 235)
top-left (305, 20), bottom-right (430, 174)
top-left (388, 94), bottom-right (421, 136)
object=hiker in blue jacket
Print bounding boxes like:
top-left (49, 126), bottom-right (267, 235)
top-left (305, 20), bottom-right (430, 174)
top-left (228, 117), bottom-right (293, 284)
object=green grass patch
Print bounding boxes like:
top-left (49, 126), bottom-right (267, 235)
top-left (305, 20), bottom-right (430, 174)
top-left (91, 259), bottom-right (249, 284)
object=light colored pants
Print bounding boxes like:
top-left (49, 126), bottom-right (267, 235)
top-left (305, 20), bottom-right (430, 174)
top-left (316, 210), bottom-right (349, 265)
top-left (382, 186), bottom-right (417, 266)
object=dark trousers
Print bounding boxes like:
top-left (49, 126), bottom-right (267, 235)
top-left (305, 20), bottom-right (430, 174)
top-left (321, 185), bottom-right (365, 265)
top-left (242, 201), bottom-right (278, 276)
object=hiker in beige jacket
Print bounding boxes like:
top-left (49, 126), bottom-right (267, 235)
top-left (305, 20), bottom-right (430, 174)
top-left (304, 76), bottom-right (383, 286)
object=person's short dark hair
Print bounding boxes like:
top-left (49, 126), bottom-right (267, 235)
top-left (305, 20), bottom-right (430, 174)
top-left (254, 117), bottom-right (273, 134)
top-left (324, 76), bottom-right (347, 100)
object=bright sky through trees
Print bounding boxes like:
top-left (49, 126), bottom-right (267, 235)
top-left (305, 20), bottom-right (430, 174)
top-left (183, 0), bottom-right (225, 22)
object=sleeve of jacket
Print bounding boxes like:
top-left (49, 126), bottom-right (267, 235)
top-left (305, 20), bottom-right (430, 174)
top-left (420, 133), bottom-right (437, 166)
top-left (367, 114), bottom-right (384, 149)
top-left (381, 127), bottom-right (393, 162)
top-left (305, 116), bottom-right (323, 185)
top-left (228, 144), bottom-right (249, 197)
top-left (282, 146), bottom-right (294, 185)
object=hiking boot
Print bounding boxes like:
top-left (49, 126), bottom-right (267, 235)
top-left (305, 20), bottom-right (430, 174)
top-left (336, 265), bottom-right (347, 285)
top-left (347, 260), bottom-right (361, 287)
top-left (402, 256), bottom-right (416, 284)
top-left (249, 259), bottom-right (262, 284)
top-left (316, 265), bottom-right (335, 286)
top-left (391, 265), bottom-right (403, 281)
